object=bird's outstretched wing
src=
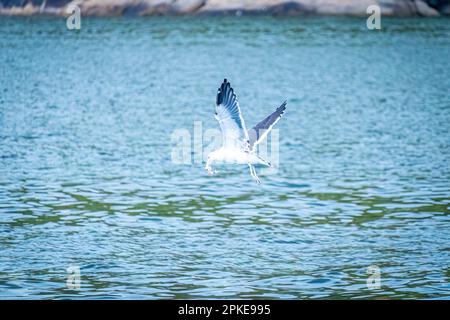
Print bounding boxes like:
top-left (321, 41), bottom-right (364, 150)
top-left (215, 79), bottom-right (249, 149)
top-left (247, 100), bottom-right (287, 149)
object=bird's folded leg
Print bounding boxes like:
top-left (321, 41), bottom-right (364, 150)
top-left (248, 164), bottom-right (261, 184)
top-left (253, 171), bottom-right (261, 185)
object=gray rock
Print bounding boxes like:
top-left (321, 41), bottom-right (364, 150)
top-left (130, 0), bottom-right (170, 16)
top-left (197, 0), bottom-right (312, 15)
top-left (415, 0), bottom-right (440, 16)
top-left (170, 0), bottom-right (206, 14)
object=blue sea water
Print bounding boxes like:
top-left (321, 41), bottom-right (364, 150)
top-left (0, 16), bottom-right (449, 299)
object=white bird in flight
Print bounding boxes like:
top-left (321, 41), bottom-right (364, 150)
top-left (205, 79), bottom-right (287, 184)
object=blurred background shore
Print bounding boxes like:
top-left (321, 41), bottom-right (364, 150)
top-left (1, 0), bottom-right (449, 17)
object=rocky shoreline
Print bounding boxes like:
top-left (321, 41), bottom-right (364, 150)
top-left (1, 0), bottom-right (449, 17)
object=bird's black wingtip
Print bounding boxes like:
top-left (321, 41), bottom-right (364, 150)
top-left (222, 79), bottom-right (230, 88)
top-left (217, 79), bottom-right (231, 105)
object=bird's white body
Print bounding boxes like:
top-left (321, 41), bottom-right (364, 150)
top-left (209, 148), bottom-right (248, 164)
top-left (205, 79), bottom-right (286, 184)
top-left (207, 147), bottom-right (269, 165)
